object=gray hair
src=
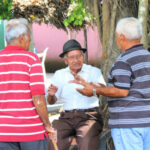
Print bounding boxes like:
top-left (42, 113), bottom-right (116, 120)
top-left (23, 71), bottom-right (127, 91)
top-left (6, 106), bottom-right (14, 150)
top-left (5, 18), bottom-right (29, 44)
top-left (116, 17), bottom-right (142, 41)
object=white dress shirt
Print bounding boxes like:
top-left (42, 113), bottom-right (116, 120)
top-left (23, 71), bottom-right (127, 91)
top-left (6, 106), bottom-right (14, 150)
top-left (51, 64), bottom-right (106, 110)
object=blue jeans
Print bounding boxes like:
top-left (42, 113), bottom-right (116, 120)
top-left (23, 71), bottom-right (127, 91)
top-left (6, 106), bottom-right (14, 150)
top-left (111, 127), bottom-right (150, 150)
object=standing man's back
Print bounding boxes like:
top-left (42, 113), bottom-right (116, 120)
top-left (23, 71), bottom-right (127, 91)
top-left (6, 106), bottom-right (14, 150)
top-left (75, 17), bottom-right (150, 150)
top-left (0, 18), bottom-right (52, 150)
top-left (0, 47), bottom-right (45, 141)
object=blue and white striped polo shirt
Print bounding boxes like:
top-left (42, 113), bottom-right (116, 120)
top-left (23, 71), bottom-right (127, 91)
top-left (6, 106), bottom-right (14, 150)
top-left (108, 44), bottom-right (150, 128)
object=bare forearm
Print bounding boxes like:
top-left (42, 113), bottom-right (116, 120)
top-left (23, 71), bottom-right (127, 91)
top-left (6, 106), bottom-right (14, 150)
top-left (33, 95), bottom-right (51, 127)
top-left (96, 86), bottom-right (129, 97)
top-left (47, 95), bottom-right (57, 104)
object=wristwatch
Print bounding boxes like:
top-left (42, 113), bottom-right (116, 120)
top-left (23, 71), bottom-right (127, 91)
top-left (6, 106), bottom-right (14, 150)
top-left (93, 87), bottom-right (97, 97)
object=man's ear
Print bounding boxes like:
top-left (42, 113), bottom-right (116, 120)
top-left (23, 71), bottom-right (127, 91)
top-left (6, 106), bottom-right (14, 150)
top-left (18, 34), bottom-right (25, 43)
top-left (83, 53), bottom-right (85, 60)
top-left (62, 58), bottom-right (68, 65)
top-left (120, 34), bottom-right (126, 41)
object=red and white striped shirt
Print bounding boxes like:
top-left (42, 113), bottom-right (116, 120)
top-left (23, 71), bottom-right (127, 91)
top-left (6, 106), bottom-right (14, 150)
top-left (0, 46), bottom-right (46, 142)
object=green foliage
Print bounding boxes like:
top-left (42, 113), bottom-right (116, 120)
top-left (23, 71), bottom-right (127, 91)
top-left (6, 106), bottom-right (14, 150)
top-left (0, 0), bottom-right (13, 20)
top-left (64, 0), bottom-right (91, 28)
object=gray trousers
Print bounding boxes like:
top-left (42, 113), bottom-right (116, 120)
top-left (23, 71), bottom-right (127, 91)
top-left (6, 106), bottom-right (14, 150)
top-left (0, 137), bottom-right (48, 150)
top-left (53, 109), bottom-right (103, 150)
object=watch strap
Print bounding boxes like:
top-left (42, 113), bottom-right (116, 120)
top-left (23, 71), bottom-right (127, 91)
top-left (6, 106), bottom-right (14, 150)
top-left (93, 87), bottom-right (97, 97)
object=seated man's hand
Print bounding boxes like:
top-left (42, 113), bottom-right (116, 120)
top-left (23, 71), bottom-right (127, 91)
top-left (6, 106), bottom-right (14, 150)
top-left (48, 84), bottom-right (58, 97)
top-left (69, 70), bottom-right (101, 97)
top-left (69, 70), bottom-right (88, 84)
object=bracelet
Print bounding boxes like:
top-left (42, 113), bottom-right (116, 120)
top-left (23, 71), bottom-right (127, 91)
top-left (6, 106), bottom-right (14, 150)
top-left (93, 87), bottom-right (97, 97)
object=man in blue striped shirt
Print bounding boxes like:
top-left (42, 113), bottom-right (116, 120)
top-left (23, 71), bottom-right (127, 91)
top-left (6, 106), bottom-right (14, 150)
top-left (74, 17), bottom-right (150, 150)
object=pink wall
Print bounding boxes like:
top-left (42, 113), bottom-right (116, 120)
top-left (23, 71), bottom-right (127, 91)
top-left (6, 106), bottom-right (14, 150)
top-left (32, 23), bottom-right (102, 65)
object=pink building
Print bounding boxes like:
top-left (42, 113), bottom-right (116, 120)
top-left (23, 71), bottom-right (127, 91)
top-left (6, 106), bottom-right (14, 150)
top-left (33, 23), bottom-right (102, 72)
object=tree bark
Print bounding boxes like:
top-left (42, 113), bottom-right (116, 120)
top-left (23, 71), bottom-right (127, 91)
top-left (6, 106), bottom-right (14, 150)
top-left (101, 0), bottom-right (118, 79)
top-left (93, 0), bottom-right (102, 41)
top-left (102, 0), bottom-right (110, 62)
top-left (29, 23), bottom-right (35, 52)
top-left (84, 29), bottom-right (88, 64)
top-left (138, 0), bottom-right (149, 49)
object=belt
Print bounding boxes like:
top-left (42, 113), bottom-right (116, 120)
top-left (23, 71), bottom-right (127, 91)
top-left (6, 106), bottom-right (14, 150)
top-left (65, 107), bottom-right (99, 113)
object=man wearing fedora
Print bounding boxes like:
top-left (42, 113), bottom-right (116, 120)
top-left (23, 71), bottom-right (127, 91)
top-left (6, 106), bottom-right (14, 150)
top-left (47, 39), bottom-right (105, 150)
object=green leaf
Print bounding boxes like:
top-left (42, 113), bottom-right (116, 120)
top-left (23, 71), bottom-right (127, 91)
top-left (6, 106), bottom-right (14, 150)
top-left (74, 20), bottom-right (79, 25)
top-left (0, 0), bottom-right (13, 19)
top-left (70, 16), bottom-right (75, 21)
top-left (64, 20), bottom-right (69, 27)
top-left (78, 20), bottom-right (82, 25)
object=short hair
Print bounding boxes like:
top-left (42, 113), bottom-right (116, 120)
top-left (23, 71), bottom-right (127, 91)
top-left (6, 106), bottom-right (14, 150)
top-left (5, 18), bottom-right (29, 44)
top-left (116, 17), bottom-right (142, 41)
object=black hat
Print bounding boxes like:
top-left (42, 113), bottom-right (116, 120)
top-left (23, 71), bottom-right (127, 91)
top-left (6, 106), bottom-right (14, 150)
top-left (59, 39), bottom-right (87, 58)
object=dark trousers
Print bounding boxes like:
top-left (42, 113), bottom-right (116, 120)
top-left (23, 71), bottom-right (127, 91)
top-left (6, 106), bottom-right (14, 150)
top-left (0, 137), bottom-right (48, 150)
top-left (52, 109), bottom-right (103, 150)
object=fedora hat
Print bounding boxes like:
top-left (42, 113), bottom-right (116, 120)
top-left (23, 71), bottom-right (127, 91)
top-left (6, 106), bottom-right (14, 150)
top-left (59, 39), bottom-right (86, 58)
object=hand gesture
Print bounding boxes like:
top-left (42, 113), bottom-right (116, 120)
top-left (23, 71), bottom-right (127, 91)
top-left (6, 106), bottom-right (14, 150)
top-left (48, 84), bottom-right (58, 96)
top-left (69, 70), bottom-right (88, 84)
top-left (76, 81), bottom-right (94, 97)
top-left (68, 70), bottom-right (93, 96)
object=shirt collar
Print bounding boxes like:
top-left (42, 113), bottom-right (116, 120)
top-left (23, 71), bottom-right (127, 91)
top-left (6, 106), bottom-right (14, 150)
top-left (4, 46), bottom-right (27, 51)
top-left (124, 44), bottom-right (143, 52)
top-left (121, 44), bottom-right (144, 56)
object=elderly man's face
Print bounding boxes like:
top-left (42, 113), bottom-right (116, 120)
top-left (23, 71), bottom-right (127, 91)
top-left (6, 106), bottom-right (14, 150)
top-left (64, 50), bottom-right (84, 73)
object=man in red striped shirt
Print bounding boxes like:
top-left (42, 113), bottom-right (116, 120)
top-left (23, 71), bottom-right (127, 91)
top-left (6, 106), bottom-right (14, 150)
top-left (0, 18), bottom-right (52, 150)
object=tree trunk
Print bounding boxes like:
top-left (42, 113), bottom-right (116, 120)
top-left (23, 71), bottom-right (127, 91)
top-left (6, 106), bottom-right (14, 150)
top-left (102, 0), bottom-right (110, 64)
top-left (84, 29), bottom-right (88, 64)
top-left (101, 0), bottom-right (139, 78)
top-left (29, 23), bottom-right (35, 52)
top-left (93, 0), bottom-right (102, 41)
top-left (67, 28), bottom-right (71, 40)
top-left (138, 0), bottom-right (149, 49)
top-left (101, 0), bottom-right (118, 79)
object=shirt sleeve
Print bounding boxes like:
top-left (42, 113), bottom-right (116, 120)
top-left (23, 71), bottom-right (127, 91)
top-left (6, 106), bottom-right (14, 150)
top-left (97, 69), bottom-right (106, 85)
top-left (91, 68), bottom-right (106, 85)
top-left (29, 55), bottom-right (45, 95)
top-left (111, 61), bottom-right (131, 89)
